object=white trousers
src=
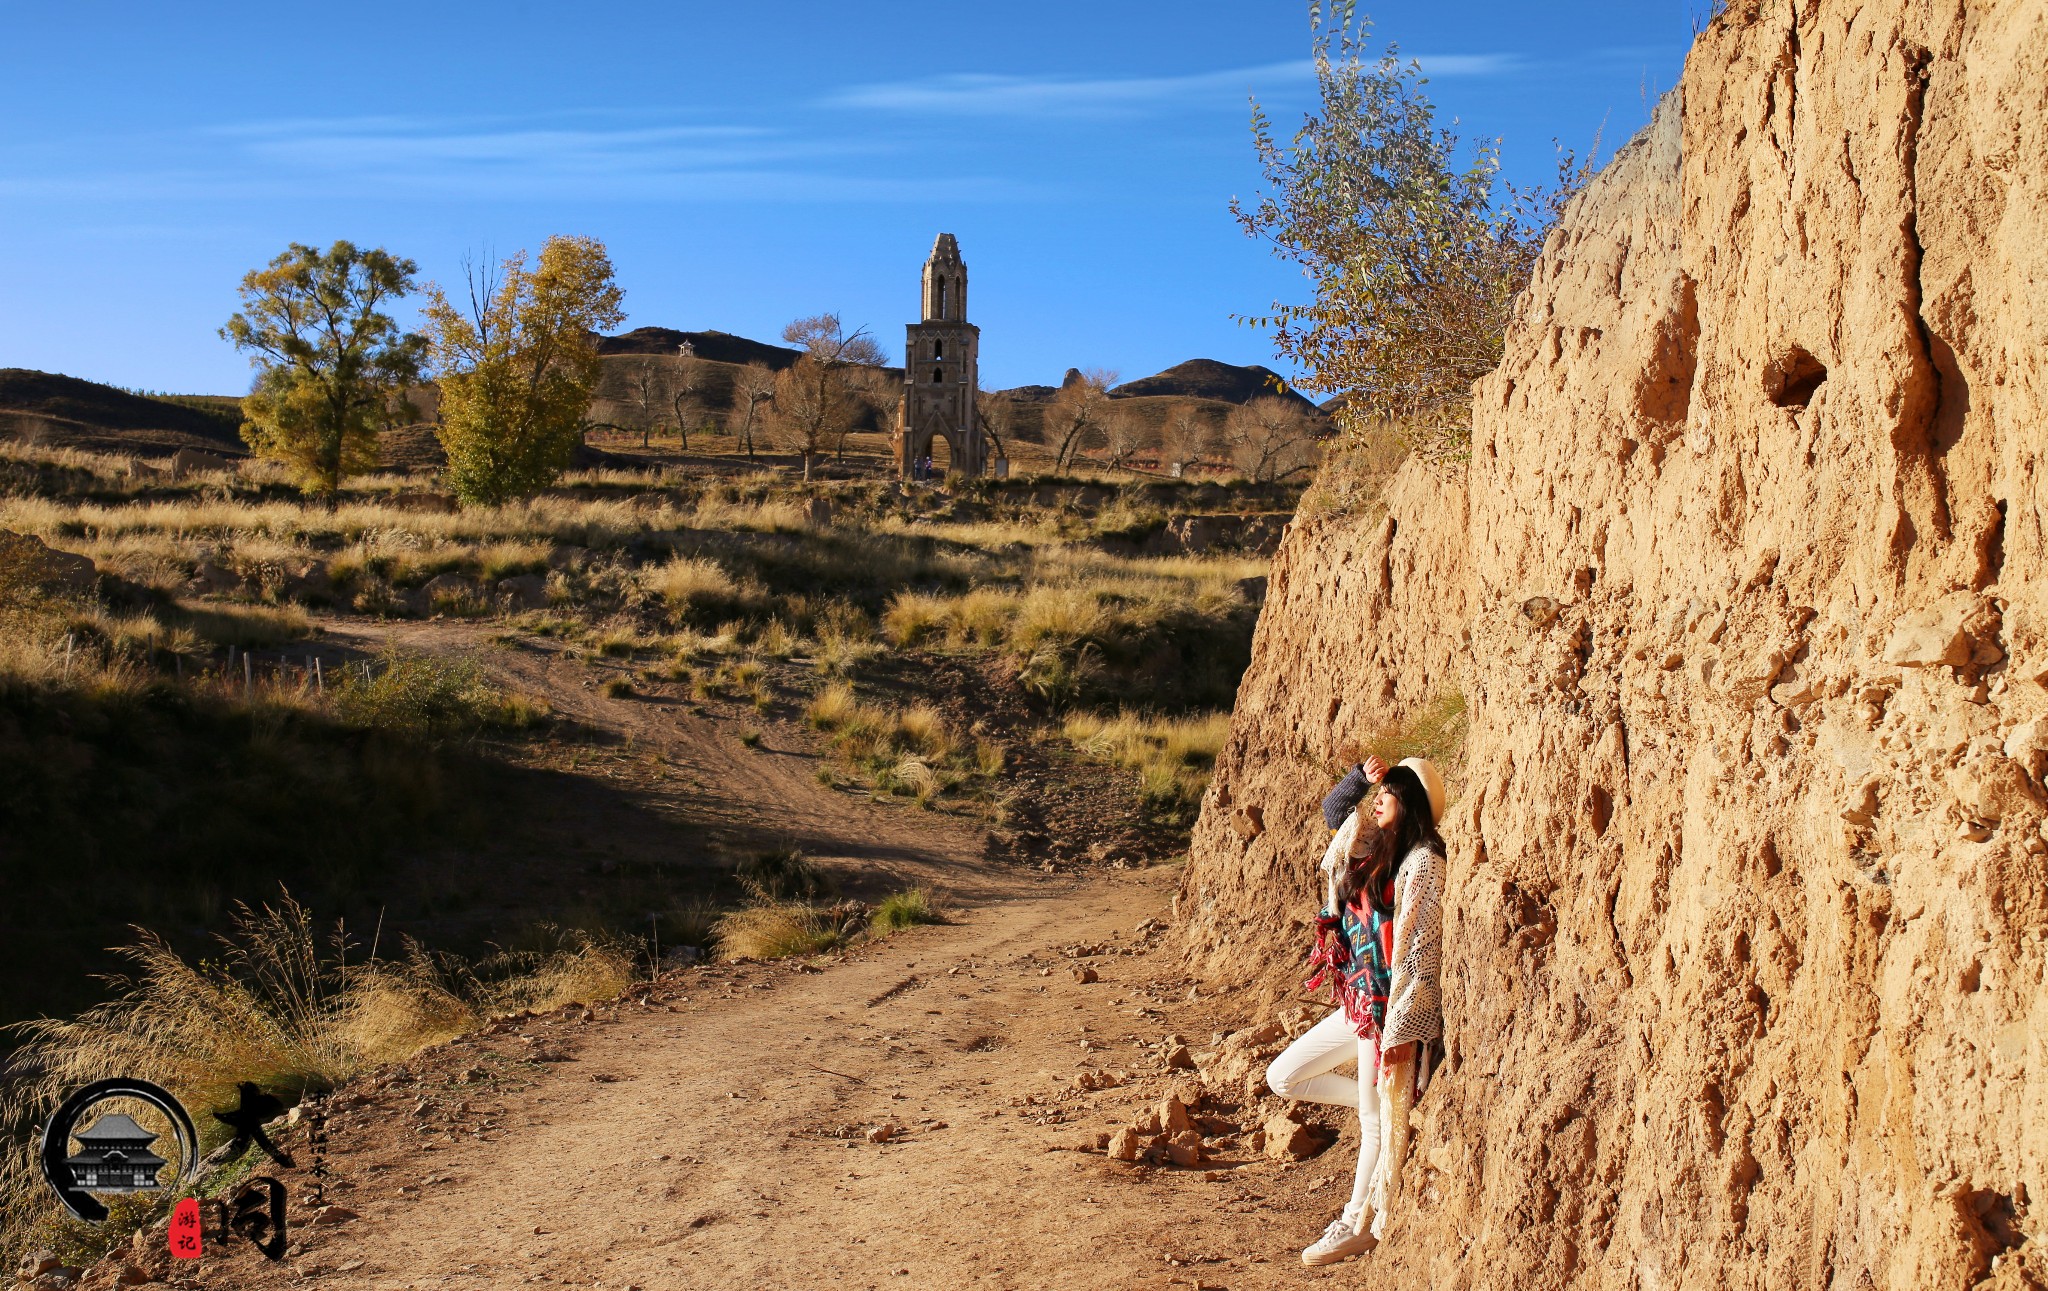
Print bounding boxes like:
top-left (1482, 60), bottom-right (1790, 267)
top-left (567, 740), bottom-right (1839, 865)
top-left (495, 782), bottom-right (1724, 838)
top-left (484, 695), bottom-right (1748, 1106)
top-left (1265, 1011), bottom-right (1380, 1232)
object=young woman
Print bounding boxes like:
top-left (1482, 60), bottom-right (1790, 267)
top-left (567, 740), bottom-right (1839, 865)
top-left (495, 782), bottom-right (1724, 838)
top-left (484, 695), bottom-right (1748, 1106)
top-left (1265, 754), bottom-right (1446, 1267)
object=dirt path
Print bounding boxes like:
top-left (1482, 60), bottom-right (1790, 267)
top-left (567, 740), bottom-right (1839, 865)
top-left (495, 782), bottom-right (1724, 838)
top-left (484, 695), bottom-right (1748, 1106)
top-left (318, 619), bottom-right (1033, 906)
top-left (193, 621), bottom-right (1365, 1289)
top-left (221, 868), bottom-right (1362, 1291)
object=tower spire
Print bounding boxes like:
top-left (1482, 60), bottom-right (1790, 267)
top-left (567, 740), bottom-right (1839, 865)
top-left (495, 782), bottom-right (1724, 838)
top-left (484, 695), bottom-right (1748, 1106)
top-left (921, 233), bottom-right (966, 323)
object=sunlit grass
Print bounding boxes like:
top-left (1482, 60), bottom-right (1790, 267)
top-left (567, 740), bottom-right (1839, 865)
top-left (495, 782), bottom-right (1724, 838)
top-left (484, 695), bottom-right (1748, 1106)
top-left (1063, 709), bottom-right (1232, 824)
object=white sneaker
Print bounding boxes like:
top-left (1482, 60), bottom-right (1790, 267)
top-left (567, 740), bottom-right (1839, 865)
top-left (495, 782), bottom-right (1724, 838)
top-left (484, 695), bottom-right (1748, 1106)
top-left (1301, 1216), bottom-right (1373, 1266)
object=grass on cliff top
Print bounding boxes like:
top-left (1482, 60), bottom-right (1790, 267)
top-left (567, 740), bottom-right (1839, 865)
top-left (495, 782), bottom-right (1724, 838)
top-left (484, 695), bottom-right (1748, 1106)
top-left (1339, 689), bottom-right (1469, 799)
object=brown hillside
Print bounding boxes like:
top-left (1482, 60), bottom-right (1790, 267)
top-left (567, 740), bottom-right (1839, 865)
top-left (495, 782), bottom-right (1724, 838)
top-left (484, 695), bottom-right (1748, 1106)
top-left (0, 369), bottom-right (245, 456)
top-left (1113, 358), bottom-right (1318, 415)
top-left (1179, 4), bottom-right (2048, 1290)
top-left (594, 326), bottom-right (806, 368)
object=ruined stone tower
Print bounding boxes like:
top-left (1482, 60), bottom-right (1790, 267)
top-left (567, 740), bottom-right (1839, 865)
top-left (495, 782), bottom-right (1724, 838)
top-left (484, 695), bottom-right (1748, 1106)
top-left (894, 233), bottom-right (985, 478)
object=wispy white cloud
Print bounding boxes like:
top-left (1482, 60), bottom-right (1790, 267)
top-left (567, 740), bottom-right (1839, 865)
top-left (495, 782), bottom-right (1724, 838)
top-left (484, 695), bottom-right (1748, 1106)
top-left (825, 61), bottom-right (1315, 115)
top-left (0, 112), bottom-right (1044, 203)
top-left (825, 52), bottom-right (1520, 116)
top-left (1412, 54), bottom-right (1524, 78)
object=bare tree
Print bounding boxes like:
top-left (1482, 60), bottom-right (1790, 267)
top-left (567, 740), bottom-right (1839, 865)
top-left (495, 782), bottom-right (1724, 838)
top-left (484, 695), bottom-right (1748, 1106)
top-left (769, 358), bottom-right (849, 481)
top-left (976, 386), bottom-right (1015, 465)
top-left (667, 357), bottom-right (707, 452)
top-left (627, 358), bottom-right (668, 449)
top-left (1159, 404), bottom-right (1208, 476)
top-left (849, 367), bottom-right (900, 463)
top-left (1224, 396), bottom-right (1321, 482)
top-left (771, 313), bottom-right (888, 480)
top-left (1101, 406), bottom-right (1144, 471)
top-left (1046, 368), bottom-right (1118, 473)
top-left (783, 312), bottom-right (888, 368)
top-left (728, 361), bottom-right (777, 459)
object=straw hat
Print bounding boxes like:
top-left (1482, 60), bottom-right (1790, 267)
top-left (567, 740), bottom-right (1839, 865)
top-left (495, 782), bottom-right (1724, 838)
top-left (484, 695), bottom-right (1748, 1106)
top-left (1398, 757), bottom-right (1446, 826)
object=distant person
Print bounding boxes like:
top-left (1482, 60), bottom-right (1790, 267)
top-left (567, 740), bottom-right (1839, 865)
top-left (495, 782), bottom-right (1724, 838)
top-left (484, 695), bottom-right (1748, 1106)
top-left (1266, 753), bottom-right (1446, 1266)
top-left (921, 454), bottom-right (934, 481)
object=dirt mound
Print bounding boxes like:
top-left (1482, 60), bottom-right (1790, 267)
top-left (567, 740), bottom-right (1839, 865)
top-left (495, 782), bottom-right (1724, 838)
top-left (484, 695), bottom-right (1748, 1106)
top-left (1179, 4), bottom-right (2048, 1289)
top-left (0, 369), bottom-right (245, 455)
top-left (1113, 359), bottom-right (1317, 413)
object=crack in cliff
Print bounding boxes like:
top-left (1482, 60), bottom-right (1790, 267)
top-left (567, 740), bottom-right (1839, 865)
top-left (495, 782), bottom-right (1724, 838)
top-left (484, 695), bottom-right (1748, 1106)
top-left (1898, 40), bottom-right (1955, 543)
top-left (1784, 0), bottom-right (1803, 186)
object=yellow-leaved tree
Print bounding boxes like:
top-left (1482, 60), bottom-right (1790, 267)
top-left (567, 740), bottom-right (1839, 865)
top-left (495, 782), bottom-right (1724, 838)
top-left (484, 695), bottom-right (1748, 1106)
top-left (220, 241), bottom-right (425, 495)
top-left (423, 235), bottom-right (626, 506)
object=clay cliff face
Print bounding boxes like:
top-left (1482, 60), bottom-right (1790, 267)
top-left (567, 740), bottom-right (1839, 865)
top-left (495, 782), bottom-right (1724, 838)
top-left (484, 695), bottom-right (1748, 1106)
top-left (1180, 3), bottom-right (2048, 1287)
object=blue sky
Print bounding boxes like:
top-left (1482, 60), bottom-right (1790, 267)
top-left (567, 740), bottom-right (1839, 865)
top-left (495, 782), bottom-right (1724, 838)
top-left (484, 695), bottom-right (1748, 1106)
top-left (0, 2), bottom-right (1698, 395)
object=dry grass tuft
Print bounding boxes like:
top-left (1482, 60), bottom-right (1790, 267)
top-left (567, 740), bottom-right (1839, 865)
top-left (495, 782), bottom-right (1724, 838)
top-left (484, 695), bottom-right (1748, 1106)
top-left (331, 647), bottom-right (544, 739)
top-left (1064, 709), bottom-right (1232, 823)
top-left (712, 904), bottom-right (845, 961)
top-left (642, 556), bottom-right (738, 618)
top-left (871, 888), bottom-right (941, 932)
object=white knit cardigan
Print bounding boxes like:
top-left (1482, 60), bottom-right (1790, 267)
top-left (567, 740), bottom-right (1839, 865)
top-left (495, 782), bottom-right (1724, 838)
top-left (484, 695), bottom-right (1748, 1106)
top-left (1382, 843), bottom-right (1445, 1050)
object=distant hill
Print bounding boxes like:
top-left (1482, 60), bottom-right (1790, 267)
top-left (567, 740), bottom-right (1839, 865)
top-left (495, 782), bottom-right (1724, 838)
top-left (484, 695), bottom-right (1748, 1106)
top-left (595, 328), bottom-right (807, 369)
top-left (0, 369), bottom-right (246, 456)
top-left (1109, 359), bottom-right (1318, 413)
top-left (997, 384), bottom-right (1062, 404)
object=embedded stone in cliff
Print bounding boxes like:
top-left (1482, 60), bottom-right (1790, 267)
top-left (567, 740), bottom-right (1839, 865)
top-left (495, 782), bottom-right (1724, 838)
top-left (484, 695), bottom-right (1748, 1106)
top-left (1882, 600), bottom-right (1976, 668)
top-left (1232, 805), bottom-right (1264, 839)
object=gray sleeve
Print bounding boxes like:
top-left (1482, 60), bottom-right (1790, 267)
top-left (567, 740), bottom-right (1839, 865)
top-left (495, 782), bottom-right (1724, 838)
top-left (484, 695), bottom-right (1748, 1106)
top-left (1322, 766), bottom-right (1374, 830)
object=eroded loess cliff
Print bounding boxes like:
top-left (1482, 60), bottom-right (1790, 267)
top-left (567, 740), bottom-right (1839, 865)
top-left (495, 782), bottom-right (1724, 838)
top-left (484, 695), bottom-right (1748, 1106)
top-left (1180, 2), bottom-right (2048, 1287)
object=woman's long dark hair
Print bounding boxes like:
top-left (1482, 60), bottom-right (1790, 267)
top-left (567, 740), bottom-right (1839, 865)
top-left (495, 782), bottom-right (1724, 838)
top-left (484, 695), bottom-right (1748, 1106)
top-left (1335, 764), bottom-right (1445, 917)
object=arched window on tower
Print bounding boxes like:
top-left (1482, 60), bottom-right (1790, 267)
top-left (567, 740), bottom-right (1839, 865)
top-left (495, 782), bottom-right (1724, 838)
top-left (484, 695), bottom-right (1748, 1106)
top-left (935, 279), bottom-right (948, 318)
top-left (933, 340), bottom-right (944, 360)
top-left (931, 367), bottom-right (943, 384)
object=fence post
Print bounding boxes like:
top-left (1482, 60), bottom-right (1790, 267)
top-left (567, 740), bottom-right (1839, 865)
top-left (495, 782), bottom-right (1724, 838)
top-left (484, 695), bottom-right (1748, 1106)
top-left (243, 651), bottom-right (253, 699)
top-left (63, 633), bottom-right (74, 679)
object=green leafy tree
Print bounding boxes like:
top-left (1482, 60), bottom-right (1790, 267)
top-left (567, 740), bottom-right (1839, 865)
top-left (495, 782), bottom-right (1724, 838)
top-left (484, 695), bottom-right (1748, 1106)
top-left (1233, 3), bottom-right (1587, 454)
top-left (220, 242), bottom-right (424, 494)
top-left (423, 235), bottom-right (626, 506)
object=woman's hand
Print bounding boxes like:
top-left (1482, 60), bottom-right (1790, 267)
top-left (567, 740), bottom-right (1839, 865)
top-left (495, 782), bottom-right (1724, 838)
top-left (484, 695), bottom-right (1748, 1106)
top-left (1362, 755), bottom-right (1390, 782)
top-left (1381, 1042), bottom-right (1413, 1066)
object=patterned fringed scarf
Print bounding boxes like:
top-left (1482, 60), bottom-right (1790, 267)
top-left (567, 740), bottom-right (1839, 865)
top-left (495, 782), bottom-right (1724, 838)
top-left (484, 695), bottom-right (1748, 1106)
top-left (1304, 872), bottom-right (1394, 1043)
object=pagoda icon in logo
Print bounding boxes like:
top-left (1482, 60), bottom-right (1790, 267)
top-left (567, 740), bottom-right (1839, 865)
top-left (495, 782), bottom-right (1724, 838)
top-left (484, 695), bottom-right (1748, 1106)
top-left (63, 1113), bottom-right (169, 1194)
